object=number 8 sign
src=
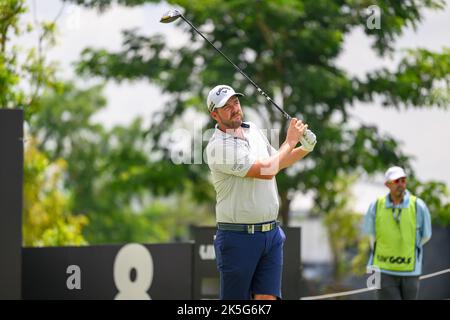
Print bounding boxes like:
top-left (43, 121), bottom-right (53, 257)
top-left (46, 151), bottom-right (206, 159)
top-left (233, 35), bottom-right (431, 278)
top-left (113, 243), bottom-right (154, 300)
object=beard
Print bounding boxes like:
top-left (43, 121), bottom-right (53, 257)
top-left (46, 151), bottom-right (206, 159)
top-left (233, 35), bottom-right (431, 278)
top-left (394, 186), bottom-right (406, 198)
top-left (218, 111), bottom-right (244, 129)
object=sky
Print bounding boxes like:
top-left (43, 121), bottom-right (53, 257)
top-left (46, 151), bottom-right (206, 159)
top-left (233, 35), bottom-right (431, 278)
top-left (23, 0), bottom-right (450, 213)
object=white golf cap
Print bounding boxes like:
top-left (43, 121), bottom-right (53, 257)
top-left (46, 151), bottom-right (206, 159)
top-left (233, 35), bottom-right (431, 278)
top-left (207, 85), bottom-right (244, 112)
top-left (384, 166), bottom-right (407, 182)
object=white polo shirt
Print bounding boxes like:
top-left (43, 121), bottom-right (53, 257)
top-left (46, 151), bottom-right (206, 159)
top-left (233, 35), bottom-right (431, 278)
top-left (205, 122), bottom-right (280, 224)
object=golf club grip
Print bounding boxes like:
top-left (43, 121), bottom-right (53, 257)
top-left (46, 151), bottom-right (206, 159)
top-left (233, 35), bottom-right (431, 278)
top-left (180, 15), bottom-right (292, 120)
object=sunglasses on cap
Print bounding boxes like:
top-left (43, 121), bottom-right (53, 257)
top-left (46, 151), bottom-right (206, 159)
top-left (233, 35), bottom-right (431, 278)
top-left (392, 177), bottom-right (407, 184)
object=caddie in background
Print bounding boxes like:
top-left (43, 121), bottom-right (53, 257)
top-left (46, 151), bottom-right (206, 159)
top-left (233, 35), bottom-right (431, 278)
top-left (363, 166), bottom-right (432, 300)
top-left (205, 84), bottom-right (317, 300)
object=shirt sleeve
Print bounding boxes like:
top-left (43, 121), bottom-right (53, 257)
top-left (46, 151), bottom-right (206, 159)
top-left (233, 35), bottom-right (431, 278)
top-left (417, 198), bottom-right (432, 246)
top-left (362, 201), bottom-right (377, 237)
top-left (206, 141), bottom-right (256, 177)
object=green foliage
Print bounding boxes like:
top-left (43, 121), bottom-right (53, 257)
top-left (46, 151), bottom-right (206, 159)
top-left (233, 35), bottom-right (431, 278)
top-left (23, 138), bottom-right (88, 246)
top-left (0, 0), bottom-right (27, 108)
top-left (11, 0), bottom-right (449, 249)
top-left (30, 82), bottom-right (215, 244)
top-left (351, 235), bottom-right (371, 277)
top-left (0, 0), bottom-right (62, 113)
top-left (322, 174), bottom-right (363, 280)
top-left (2, 0), bottom-right (217, 246)
top-left (63, 0), bottom-right (156, 12)
top-left (408, 178), bottom-right (450, 227)
top-left (84, 186), bottom-right (214, 244)
top-left (361, 48), bottom-right (450, 108)
top-left (28, 81), bottom-right (107, 160)
top-left (1, 0), bottom-right (89, 246)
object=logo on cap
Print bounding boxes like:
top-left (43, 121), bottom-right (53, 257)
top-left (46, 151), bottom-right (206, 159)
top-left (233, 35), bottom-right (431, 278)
top-left (216, 86), bottom-right (231, 96)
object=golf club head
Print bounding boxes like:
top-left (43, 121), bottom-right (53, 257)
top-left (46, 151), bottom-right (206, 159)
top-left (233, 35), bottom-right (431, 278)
top-left (160, 9), bottom-right (182, 23)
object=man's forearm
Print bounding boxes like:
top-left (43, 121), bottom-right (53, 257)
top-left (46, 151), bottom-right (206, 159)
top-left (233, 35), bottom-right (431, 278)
top-left (271, 142), bottom-right (296, 171)
top-left (260, 141), bottom-right (310, 174)
top-left (280, 146), bottom-right (310, 170)
top-left (258, 141), bottom-right (296, 176)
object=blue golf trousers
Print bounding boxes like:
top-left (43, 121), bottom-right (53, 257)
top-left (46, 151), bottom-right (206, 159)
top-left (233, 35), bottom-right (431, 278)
top-left (213, 225), bottom-right (286, 300)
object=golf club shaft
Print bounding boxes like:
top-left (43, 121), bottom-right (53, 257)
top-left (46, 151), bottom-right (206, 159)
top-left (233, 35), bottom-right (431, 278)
top-left (179, 14), bottom-right (292, 120)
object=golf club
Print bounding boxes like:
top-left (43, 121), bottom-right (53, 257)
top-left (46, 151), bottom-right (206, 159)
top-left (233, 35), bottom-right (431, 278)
top-left (160, 9), bottom-right (292, 120)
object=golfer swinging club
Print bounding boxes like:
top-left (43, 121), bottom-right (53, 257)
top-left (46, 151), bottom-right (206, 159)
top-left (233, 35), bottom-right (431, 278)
top-left (205, 84), bottom-right (317, 300)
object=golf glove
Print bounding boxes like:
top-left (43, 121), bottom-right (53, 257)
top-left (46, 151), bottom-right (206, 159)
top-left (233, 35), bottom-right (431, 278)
top-left (300, 129), bottom-right (317, 152)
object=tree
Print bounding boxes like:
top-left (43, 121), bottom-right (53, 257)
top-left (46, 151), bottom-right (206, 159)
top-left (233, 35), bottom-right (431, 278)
top-left (66, 0), bottom-right (450, 224)
top-left (23, 138), bottom-right (88, 246)
top-left (322, 174), bottom-right (362, 281)
top-left (30, 82), bottom-right (215, 243)
top-left (408, 178), bottom-right (450, 227)
top-left (0, 0), bottom-right (61, 114)
top-left (1, 0), bottom-right (90, 246)
top-left (2, 0), bottom-right (214, 245)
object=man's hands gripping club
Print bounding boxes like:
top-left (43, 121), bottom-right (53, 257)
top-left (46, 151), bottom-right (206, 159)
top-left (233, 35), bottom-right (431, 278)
top-left (246, 118), bottom-right (317, 180)
top-left (300, 129), bottom-right (317, 152)
top-left (286, 118), bottom-right (317, 152)
top-left (286, 118), bottom-right (307, 148)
